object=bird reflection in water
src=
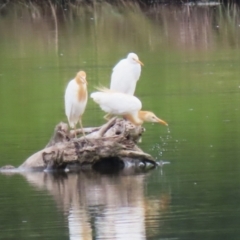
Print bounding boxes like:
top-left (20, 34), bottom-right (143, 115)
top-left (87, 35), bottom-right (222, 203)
top-left (20, 170), bottom-right (171, 240)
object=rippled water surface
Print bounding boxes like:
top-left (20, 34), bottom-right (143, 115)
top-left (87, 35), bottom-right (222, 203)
top-left (1, 2), bottom-right (240, 239)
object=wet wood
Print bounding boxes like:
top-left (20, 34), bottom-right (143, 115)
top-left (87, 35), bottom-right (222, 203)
top-left (1, 118), bottom-right (157, 172)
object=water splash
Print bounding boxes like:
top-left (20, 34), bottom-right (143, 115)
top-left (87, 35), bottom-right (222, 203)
top-left (149, 125), bottom-right (181, 162)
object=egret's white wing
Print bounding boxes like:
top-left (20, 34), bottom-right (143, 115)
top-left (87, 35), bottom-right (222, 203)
top-left (91, 92), bottom-right (142, 115)
top-left (65, 80), bottom-right (77, 119)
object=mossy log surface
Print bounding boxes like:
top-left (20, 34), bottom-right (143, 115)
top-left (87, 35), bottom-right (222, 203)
top-left (1, 118), bottom-right (158, 172)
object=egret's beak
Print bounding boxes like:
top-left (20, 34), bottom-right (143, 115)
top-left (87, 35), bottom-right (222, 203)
top-left (157, 118), bottom-right (168, 126)
top-left (134, 58), bottom-right (144, 66)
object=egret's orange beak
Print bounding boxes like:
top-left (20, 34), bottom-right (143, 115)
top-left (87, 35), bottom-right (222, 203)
top-left (157, 118), bottom-right (168, 126)
top-left (134, 58), bottom-right (144, 66)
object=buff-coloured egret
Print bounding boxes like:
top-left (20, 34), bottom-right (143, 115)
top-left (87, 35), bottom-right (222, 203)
top-left (64, 71), bottom-right (88, 137)
top-left (90, 89), bottom-right (168, 126)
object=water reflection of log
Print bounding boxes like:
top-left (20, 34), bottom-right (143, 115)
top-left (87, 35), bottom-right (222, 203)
top-left (23, 172), bottom-right (146, 239)
top-left (21, 171), bottom-right (171, 239)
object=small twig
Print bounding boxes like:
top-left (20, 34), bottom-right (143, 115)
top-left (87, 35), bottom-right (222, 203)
top-left (69, 126), bottom-right (100, 138)
top-left (98, 117), bottom-right (117, 137)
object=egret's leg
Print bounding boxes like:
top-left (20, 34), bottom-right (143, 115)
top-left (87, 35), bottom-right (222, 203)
top-left (74, 125), bottom-right (77, 138)
top-left (104, 113), bottom-right (113, 121)
top-left (79, 118), bottom-right (86, 137)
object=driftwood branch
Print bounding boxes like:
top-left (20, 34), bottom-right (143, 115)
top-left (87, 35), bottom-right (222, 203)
top-left (1, 118), bottom-right (158, 172)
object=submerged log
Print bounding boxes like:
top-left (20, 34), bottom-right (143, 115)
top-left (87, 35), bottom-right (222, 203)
top-left (2, 118), bottom-right (158, 172)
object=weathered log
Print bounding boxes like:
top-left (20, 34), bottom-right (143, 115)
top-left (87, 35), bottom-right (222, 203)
top-left (1, 118), bottom-right (159, 172)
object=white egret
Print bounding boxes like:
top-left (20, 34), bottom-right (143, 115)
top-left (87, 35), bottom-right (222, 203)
top-left (90, 89), bottom-right (168, 126)
top-left (110, 52), bottom-right (143, 95)
top-left (64, 70), bottom-right (88, 136)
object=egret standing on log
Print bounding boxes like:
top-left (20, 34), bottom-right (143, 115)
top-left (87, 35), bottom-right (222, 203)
top-left (64, 71), bottom-right (88, 137)
top-left (91, 89), bottom-right (168, 126)
top-left (110, 52), bottom-right (144, 95)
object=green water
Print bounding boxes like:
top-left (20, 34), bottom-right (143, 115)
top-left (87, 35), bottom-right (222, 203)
top-left (1, 2), bottom-right (240, 239)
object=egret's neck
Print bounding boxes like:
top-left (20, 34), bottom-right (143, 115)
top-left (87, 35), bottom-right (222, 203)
top-left (75, 78), bottom-right (87, 102)
top-left (124, 113), bottom-right (143, 126)
top-left (138, 111), bottom-right (149, 120)
top-left (75, 75), bottom-right (87, 85)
